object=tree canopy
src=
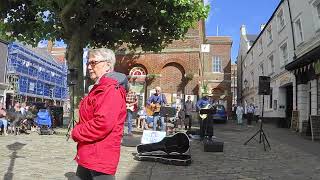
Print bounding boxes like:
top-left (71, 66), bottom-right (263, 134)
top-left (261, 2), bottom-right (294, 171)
top-left (0, 0), bottom-right (209, 104)
top-left (0, 0), bottom-right (209, 51)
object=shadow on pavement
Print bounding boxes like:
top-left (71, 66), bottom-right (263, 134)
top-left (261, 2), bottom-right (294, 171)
top-left (64, 172), bottom-right (76, 180)
top-left (4, 142), bottom-right (26, 180)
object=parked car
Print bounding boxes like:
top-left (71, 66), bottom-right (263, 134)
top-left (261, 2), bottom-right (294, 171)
top-left (212, 104), bottom-right (227, 123)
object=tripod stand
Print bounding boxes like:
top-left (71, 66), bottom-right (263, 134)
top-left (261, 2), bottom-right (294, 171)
top-left (244, 94), bottom-right (271, 151)
top-left (66, 85), bottom-right (76, 141)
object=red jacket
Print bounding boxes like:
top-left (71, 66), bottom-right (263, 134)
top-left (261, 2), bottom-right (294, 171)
top-left (72, 76), bottom-right (127, 175)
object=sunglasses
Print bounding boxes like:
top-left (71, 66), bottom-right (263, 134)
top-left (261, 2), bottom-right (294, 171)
top-left (86, 60), bottom-right (107, 67)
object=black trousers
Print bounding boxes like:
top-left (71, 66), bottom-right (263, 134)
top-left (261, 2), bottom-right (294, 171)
top-left (247, 113), bottom-right (253, 125)
top-left (184, 114), bottom-right (192, 130)
top-left (199, 115), bottom-right (213, 139)
top-left (74, 165), bottom-right (114, 180)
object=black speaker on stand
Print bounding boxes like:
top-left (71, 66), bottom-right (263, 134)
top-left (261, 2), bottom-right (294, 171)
top-left (66, 68), bottom-right (78, 141)
top-left (244, 76), bottom-right (271, 151)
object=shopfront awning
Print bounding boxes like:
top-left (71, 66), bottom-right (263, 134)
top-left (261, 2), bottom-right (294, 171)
top-left (285, 45), bottom-right (320, 71)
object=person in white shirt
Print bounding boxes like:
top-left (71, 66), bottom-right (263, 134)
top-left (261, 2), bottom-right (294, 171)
top-left (236, 104), bottom-right (244, 125)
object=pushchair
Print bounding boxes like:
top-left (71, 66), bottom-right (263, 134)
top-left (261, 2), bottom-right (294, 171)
top-left (36, 109), bottom-right (54, 135)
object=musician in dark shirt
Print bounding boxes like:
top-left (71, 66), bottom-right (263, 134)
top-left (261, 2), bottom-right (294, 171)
top-left (196, 93), bottom-right (214, 140)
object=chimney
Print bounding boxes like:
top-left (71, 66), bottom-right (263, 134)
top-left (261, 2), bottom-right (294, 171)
top-left (47, 40), bottom-right (53, 53)
top-left (240, 25), bottom-right (246, 36)
top-left (260, 24), bottom-right (266, 31)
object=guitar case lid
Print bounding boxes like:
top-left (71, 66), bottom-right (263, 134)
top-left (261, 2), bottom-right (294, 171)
top-left (136, 132), bottom-right (190, 155)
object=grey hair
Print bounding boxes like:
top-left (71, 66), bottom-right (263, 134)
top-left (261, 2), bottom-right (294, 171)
top-left (88, 48), bottom-right (116, 69)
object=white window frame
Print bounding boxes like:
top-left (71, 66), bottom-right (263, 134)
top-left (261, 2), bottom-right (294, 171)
top-left (212, 56), bottom-right (222, 73)
top-left (267, 26), bottom-right (273, 45)
top-left (250, 51), bottom-right (254, 64)
top-left (280, 41), bottom-right (288, 66)
top-left (259, 38), bottom-right (263, 55)
top-left (311, 0), bottom-right (320, 31)
top-left (295, 18), bottom-right (304, 45)
top-left (277, 8), bottom-right (286, 32)
top-left (260, 63), bottom-right (264, 75)
top-left (268, 54), bottom-right (274, 75)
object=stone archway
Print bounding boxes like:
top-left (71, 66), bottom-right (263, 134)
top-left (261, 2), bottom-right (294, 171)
top-left (160, 62), bottom-right (185, 94)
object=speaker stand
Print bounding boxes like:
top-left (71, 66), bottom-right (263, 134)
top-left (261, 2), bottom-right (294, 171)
top-left (244, 94), bottom-right (271, 151)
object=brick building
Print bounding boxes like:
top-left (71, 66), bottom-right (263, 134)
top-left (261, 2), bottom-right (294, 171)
top-left (204, 36), bottom-right (232, 114)
top-left (115, 23), bottom-right (232, 114)
top-left (115, 22), bottom-right (205, 108)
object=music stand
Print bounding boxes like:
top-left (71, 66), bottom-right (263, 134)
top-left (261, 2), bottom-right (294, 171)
top-left (159, 107), bottom-right (176, 135)
top-left (199, 107), bottom-right (216, 140)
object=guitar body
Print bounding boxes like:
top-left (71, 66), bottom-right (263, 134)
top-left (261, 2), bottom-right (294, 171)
top-left (146, 103), bottom-right (161, 116)
top-left (126, 104), bottom-right (137, 112)
top-left (199, 104), bottom-right (212, 119)
top-left (137, 132), bottom-right (190, 154)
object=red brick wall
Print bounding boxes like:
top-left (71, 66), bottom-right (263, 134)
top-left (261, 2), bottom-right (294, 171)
top-left (115, 52), bottom-right (200, 96)
top-left (204, 36), bottom-right (233, 115)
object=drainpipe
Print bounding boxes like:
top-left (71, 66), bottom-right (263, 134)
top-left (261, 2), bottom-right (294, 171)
top-left (287, 0), bottom-right (297, 59)
top-left (287, 0), bottom-right (298, 109)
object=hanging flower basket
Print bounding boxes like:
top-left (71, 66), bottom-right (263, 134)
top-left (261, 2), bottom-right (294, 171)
top-left (146, 74), bottom-right (161, 80)
top-left (185, 73), bottom-right (194, 81)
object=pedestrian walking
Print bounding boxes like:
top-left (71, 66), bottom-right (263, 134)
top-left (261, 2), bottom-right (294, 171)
top-left (247, 103), bottom-right (255, 126)
top-left (236, 104), bottom-right (244, 125)
top-left (184, 95), bottom-right (195, 130)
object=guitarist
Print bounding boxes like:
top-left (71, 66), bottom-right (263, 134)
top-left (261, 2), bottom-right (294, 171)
top-left (196, 93), bottom-right (213, 140)
top-left (126, 87), bottom-right (138, 136)
top-left (147, 86), bottom-right (167, 131)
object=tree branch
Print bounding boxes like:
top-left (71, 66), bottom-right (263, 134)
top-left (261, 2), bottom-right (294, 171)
top-left (60, 0), bottom-right (78, 36)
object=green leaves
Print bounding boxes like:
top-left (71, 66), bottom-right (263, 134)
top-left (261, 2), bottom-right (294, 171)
top-left (0, 0), bottom-right (209, 51)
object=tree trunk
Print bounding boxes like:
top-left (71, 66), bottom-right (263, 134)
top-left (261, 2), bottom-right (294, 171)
top-left (66, 30), bottom-right (86, 122)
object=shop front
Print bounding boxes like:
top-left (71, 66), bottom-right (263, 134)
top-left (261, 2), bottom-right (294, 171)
top-left (285, 45), bottom-right (320, 132)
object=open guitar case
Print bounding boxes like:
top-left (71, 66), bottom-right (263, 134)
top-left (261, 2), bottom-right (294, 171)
top-left (134, 132), bottom-right (192, 166)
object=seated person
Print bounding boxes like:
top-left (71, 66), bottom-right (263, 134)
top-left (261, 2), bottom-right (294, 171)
top-left (0, 103), bottom-right (8, 136)
top-left (143, 116), bottom-right (154, 130)
top-left (136, 106), bottom-right (147, 129)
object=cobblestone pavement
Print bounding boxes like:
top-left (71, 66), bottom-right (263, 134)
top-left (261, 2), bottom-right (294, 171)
top-left (1, 121), bottom-right (320, 180)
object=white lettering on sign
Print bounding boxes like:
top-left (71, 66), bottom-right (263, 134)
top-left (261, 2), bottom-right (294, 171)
top-left (141, 130), bottom-right (166, 144)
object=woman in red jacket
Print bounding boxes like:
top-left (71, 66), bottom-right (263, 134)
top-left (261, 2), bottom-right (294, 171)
top-left (72, 48), bottom-right (127, 180)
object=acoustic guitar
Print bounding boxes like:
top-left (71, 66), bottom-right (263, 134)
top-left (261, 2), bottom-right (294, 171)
top-left (146, 103), bottom-right (161, 116)
top-left (126, 103), bottom-right (137, 112)
top-left (199, 104), bottom-right (212, 119)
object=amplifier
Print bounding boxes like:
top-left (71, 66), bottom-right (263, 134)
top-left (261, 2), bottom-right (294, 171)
top-left (203, 140), bottom-right (224, 152)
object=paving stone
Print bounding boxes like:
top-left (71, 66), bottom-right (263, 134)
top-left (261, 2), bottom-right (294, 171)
top-left (0, 122), bottom-right (320, 179)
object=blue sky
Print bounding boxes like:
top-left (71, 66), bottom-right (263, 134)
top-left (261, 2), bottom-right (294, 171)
top-left (205, 0), bottom-right (280, 62)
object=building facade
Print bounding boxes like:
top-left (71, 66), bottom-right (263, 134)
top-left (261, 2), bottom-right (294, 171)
top-left (115, 23), bottom-right (204, 108)
top-left (0, 40), bottom-right (9, 104)
top-left (204, 36), bottom-right (232, 114)
top-left (231, 63), bottom-right (237, 105)
top-left (237, 25), bottom-right (258, 107)
top-left (238, 0), bottom-right (320, 132)
top-left (285, 0), bottom-right (320, 131)
top-left (5, 42), bottom-right (68, 108)
top-left (115, 23), bottom-right (232, 112)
